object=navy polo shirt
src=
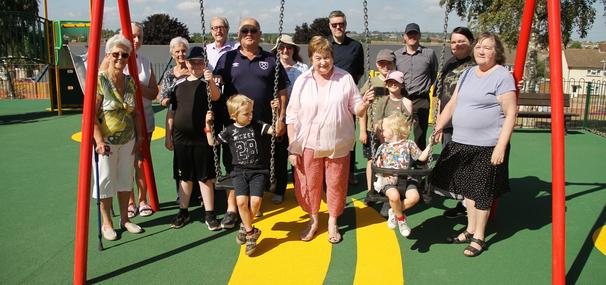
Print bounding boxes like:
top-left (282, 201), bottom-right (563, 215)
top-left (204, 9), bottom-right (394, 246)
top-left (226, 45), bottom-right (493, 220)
top-left (214, 48), bottom-right (288, 124)
top-left (331, 36), bottom-right (364, 84)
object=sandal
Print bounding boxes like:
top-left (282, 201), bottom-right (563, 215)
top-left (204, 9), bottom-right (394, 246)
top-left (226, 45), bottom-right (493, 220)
top-left (300, 223), bottom-right (318, 242)
top-left (138, 204), bottom-right (153, 217)
top-left (446, 230), bottom-right (473, 244)
top-left (127, 204), bottom-right (137, 219)
top-left (328, 225), bottom-right (342, 244)
top-left (464, 237), bottom-right (488, 257)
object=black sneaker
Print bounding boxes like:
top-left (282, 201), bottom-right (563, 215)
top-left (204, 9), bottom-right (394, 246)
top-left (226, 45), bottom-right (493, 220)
top-left (221, 211), bottom-right (238, 229)
top-left (171, 212), bottom-right (191, 229)
top-left (364, 191), bottom-right (379, 205)
top-left (443, 202), bottom-right (467, 219)
top-left (205, 215), bottom-right (222, 231)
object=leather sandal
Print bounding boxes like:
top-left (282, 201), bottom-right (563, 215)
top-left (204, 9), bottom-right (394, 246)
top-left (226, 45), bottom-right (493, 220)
top-left (464, 237), bottom-right (487, 257)
top-left (446, 230), bottom-right (473, 244)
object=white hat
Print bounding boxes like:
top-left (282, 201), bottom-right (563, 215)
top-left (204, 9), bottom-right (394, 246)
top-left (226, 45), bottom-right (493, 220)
top-left (271, 34), bottom-right (300, 53)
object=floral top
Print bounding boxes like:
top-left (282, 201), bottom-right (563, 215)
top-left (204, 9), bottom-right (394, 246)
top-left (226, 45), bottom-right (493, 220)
top-left (285, 61), bottom-right (309, 97)
top-left (96, 72), bottom-right (136, 145)
top-left (158, 68), bottom-right (187, 102)
top-left (373, 139), bottom-right (422, 169)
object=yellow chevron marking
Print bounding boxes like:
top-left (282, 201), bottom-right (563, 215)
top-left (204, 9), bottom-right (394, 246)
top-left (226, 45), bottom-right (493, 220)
top-left (228, 185), bottom-right (331, 285)
top-left (593, 225), bottom-right (606, 256)
top-left (352, 198), bottom-right (404, 285)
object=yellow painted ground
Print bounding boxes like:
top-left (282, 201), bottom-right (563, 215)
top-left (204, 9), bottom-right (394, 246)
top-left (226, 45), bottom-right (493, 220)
top-left (228, 186), bottom-right (332, 285)
top-left (71, 126), bottom-right (166, 142)
top-left (352, 198), bottom-right (404, 285)
top-left (592, 225), bottom-right (606, 255)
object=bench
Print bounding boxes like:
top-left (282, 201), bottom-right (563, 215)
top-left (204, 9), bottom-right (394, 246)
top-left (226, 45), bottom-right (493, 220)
top-left (517, 92), bottom-right (579, 132)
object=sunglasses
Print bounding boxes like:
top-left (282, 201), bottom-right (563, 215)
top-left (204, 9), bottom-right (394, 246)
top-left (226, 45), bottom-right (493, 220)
top-left (240, 25), bottom-right (259, 35)
top-left (330, 22), bottom-right (345, 28)
top-left (110, 52), bottom-right (129, 59)
top-left (278, 44), bottom-right (293, 50)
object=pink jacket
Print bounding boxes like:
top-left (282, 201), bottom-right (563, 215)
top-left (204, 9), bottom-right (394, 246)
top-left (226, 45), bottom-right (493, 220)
top-left (286, 66), bottom-right (363, 158)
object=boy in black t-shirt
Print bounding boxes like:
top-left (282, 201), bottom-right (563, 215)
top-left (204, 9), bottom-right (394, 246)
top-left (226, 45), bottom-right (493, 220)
top-left (205, 94), bottom-right (276, 256)
top-left (167, 46), bottom-right (221, 230)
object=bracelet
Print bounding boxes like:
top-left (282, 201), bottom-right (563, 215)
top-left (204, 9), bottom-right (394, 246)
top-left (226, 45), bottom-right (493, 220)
top-left (204, 127), bottom-right (212, 133)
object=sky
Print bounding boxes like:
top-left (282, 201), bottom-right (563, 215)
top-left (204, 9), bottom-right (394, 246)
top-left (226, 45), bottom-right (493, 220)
top-left (41, 0), bottom-right (606, 41)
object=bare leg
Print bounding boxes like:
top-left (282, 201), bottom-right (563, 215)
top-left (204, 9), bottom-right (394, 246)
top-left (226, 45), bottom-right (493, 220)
top-left (327, 215), bottom-right (341, 243)
top-left (118, 191), bottom-right (134, 225)
top-left (100, 197), bottom-right (113, 229)
top-left (250, 196), bottom-right (262, 218)
top-left (179, 180), bottom-right (193, 209)
top-left (301, 213), bottom-right (319, 241)
top-left (385, 187), bottom-right (402, 216)
top-left (226, 189), bottom-right (238, 212)
top-left (198, 180), bottom-right (214, 211)
top-left (237, 196), bottom-right (253, 231)
top-left (403, 186), bottom-right (420, 211)
top-left (366, 160), bottom-right (373, 192)
top-left (465, 202), bottom-right (490, 255)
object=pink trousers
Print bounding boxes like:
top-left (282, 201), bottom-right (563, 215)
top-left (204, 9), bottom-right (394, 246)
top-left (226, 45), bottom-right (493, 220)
top-left (294, 148), bottom-right (350, 217)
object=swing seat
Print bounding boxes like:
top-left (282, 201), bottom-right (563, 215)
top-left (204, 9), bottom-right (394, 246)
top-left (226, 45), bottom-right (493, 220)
top-left (371, 162), bottom-right (434, 206)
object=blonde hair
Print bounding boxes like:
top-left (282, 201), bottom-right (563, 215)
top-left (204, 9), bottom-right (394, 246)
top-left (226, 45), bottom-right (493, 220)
top-left (226, 94), bottom-right (253, 119)
top-left (308, 35), bottom-right (332, 59)
top-left (382, 113), bottom-right (411, 139)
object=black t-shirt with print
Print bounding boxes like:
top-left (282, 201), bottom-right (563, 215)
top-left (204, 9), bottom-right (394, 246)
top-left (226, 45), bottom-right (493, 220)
top-left (218, 121), bottom-right (271, 169)
top-left (170, 78), bottom-right (210, 145)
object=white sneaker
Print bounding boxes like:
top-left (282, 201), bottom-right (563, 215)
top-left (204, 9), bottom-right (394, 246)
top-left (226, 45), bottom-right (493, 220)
top-left (398, 219), bottom-right (411, 237)
top-left (102, 226), bottom-right (117, 241)
top-left (387, 209), bottom-right (397, 229)
top-left (121, 222), bottom-right (143, 234)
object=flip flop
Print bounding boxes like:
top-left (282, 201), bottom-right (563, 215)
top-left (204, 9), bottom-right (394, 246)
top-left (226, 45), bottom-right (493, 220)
top-left (138, 204), bottom-right (153, 217)
top-left (300, 223), bottom-right (318, 241)
top-left (127, 204), bottom-right (137, 219)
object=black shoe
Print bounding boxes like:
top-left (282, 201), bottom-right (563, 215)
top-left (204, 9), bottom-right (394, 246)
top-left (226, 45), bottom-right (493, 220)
top-left (205, 215), bottom-right (222, 231)
top-left (171, 212), bottom-right (191, 229)
top-left (221, 211), bottom-right (238, 229)
top-left (443, 202), bottom-right (467, 219)
top-left (364, 191), bottom-right (379, 205)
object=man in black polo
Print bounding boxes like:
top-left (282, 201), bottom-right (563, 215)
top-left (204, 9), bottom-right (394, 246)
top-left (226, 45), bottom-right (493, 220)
top-left (328, 10), bottom-right (364, 185)
top-left (395, 23), bottom-right (438, 150)
top-left (214, 17), bottom-right (289, 224)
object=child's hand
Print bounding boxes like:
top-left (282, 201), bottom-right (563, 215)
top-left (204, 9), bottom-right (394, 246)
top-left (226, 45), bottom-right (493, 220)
top-left (205, 111), bottom-right (214, 125)
top-left (204, 70), bottom-right (213, 82)
top-left (270, 98), bottom-right (279, 109)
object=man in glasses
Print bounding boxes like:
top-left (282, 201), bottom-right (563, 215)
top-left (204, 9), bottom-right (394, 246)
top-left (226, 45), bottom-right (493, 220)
top-left (206, 16), bottom-right (239, 71)
top-left (395, 23), bottom-right (438, 151)
top-left (213, 17), bottom-right (289, 231)
top-left (328, 10), bottom-right (364, 185)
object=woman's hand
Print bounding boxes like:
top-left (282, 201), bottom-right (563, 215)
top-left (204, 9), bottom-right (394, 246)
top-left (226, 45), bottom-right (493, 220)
top-left (359, 131), bottom-right (368, 144)
top-left (95, 142), bottom-right (111, 156)
top-left (362, 89), bottom-right (375, 105)
top-left (490, 144), bottom-right (507, 165)
top-left (165, 136), bottom-right (173, 151)
top-left (288, 154), bottom-right (299, 168)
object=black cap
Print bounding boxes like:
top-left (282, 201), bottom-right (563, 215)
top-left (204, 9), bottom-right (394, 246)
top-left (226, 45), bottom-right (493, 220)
top-left (187, 46), bottom-right (205, 59)
top-left (404, 23), bottom-right (420, 34)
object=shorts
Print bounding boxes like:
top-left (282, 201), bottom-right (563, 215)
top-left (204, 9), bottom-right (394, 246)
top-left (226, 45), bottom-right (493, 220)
top-left (375, 174), bottom-right (419, 200)
top-left (92, 139), bottom-right (135, 199)
top-left (173, 144), bottom-right (216, 182)
top-left (231, 168), bottom-right (269, 197)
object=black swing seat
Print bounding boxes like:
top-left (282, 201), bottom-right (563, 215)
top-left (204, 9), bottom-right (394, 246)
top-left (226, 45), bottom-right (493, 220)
top-left (214, 175), bottom-right (278, 193)
top-left (369, 162), bottom-right (434, 211)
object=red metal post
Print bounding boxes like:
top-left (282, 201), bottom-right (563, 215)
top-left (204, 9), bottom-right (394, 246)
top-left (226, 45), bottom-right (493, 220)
top-left (513, 0), bottom-right (536, 95)
top-left (73, 0), bottom-right (104, 284)
top-left (547, 0), bottom-right (567, 284)
top-left (116, 0), bottom-right (160, 211)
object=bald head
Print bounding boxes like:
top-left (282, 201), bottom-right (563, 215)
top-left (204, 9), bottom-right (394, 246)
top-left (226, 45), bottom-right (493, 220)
top-left (239, 17), bottom-right (260, 30)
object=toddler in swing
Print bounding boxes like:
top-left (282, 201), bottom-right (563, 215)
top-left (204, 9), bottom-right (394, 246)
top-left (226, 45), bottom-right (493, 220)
top-left (373, 113), bottom-right (431, 237)
top-left (205, 94), bottom-right (277, 256)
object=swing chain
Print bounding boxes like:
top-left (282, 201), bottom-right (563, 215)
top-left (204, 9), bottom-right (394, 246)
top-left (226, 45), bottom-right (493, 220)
top-left (199, 0), bottom-right (223, 180)
top-left (427, 0), bottom-right (451, 165)
top-left (362, 0), bottom-right (377, 161)
top-left (270, 0), bottom-right (286, 190)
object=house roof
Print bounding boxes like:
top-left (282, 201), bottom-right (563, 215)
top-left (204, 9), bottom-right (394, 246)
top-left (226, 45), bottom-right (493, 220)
top-left (563, 48), bottom-right (606, 69)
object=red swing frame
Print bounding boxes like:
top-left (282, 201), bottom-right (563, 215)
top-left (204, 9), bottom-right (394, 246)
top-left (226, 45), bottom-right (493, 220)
top-left (73, 0), bottom-right (568, 284)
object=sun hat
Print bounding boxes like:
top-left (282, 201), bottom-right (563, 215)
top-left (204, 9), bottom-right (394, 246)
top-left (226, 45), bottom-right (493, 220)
top-left (271, 34), bottom-right (300, 53)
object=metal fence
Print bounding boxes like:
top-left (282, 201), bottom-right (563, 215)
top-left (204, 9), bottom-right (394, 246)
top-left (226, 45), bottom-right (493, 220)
top-left (518, 79), bottom-right (606, 136)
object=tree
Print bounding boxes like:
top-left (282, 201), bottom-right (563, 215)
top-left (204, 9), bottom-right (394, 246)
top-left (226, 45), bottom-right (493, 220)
top-left (293, 17), bottom-right (331, 44)
top-left (141, 14), bottom-right (191, 44)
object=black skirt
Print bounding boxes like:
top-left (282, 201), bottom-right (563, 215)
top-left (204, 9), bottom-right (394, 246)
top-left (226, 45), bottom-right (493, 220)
top-left (430, 141), bottom-right (510, 210)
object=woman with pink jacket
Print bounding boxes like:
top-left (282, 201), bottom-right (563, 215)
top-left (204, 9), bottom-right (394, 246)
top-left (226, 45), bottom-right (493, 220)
top-left (286, 36), bottom-right (374, 244)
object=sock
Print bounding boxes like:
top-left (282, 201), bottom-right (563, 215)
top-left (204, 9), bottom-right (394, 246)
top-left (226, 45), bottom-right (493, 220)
top-left (179, 208), bottom-right (188, 215)
top-left (397, 215), bottom-right (406, 221)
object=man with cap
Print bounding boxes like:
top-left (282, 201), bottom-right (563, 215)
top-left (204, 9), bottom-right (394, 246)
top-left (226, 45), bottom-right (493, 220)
top-left (168, 46), bottom-right (222, 230)
top-left (395, 23), bottom-right (438, 150)
top-left (359, 49), bottom-right (396, 204)
top-left (328, 10), bottom-right (365, 185)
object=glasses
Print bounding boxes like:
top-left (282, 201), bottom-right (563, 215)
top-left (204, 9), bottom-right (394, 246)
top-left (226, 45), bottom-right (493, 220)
top-left (240, 26), bottom-right (259, 35)
top-left (330, 22), bottom-right (345, 28)
top-left (278, 44), bottom-right (293, 50)
top-left (110, 52), bottom-right (129, 59)
top-left (211, 26), bottom-right (227, 31)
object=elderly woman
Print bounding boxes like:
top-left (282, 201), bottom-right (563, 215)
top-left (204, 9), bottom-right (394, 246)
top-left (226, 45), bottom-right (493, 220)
top-left (431, 32), bottom-right (517, 257)
top-left (160, 37), bottom-right (189, 150)
top-left (438, 27), bottom-right (476, 219)
top-left (286, 36), bottom-right (374, 243)
top-left (93, 34), bottom-right (144, 240)
top-left (270, 34), bottom-right (309, 204)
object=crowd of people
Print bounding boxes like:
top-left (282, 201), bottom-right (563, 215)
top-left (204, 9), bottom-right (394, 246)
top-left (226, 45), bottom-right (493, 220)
top-left (92, 12), bottom-right (516, 258)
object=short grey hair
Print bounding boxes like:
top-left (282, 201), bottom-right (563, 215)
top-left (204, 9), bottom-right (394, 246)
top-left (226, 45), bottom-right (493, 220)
top-left (105, 34), bottom-right (132, 54)
top-left (169, 36), bottom-right (190, 54)
top-left (328, 10), bottom-right (346, 21)
top-left (211, 16), bottom-right (230, 31)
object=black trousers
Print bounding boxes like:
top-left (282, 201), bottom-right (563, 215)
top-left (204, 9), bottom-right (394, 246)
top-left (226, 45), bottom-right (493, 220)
top-left (412, 98), bottom-right (430, 150)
